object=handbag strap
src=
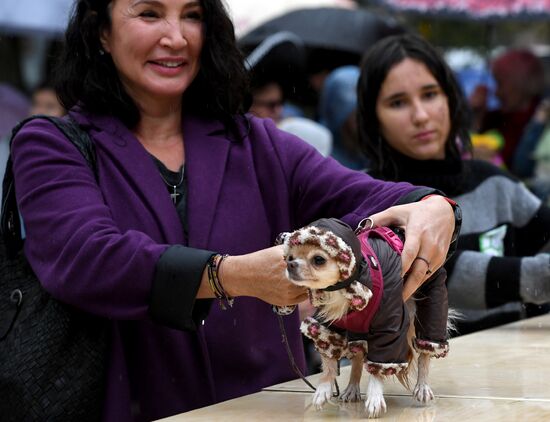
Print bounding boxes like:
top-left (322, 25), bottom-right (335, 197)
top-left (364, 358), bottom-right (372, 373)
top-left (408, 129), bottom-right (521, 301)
top-left (1, 114), bottom-right (98, 258)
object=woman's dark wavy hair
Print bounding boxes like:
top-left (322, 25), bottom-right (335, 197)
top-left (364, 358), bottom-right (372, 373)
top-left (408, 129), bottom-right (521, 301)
top-left (356, 33), bottom-right (471, 180)
top-left (55, 0), bottom-right (249, 129)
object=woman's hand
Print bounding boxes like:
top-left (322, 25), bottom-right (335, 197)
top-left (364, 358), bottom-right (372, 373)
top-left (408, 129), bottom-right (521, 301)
top-left (368, 195), bottom-right (455, 301)
top-left (220, 245), bottom-right (309, 306)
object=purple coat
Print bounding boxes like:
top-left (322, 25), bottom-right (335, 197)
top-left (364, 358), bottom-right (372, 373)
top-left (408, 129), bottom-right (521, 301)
top-left (11, 108), bottom-right (428, 421)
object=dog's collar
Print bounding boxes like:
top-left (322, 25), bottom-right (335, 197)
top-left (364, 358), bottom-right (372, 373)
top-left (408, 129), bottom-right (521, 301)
top-left (309, 277), bottom-right (373, 312)
top-left (322, 258), bottom-right (365, 291)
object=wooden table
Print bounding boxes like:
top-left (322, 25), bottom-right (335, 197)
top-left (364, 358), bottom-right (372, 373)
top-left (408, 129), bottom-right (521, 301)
top-left (160, 314), bottom-right (550, 421)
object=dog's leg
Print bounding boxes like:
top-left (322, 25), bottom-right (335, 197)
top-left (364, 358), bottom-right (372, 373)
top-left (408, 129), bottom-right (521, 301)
top-left (413, 352), bottom-right (434, 404)
top-left (365, 374), bottom-right (386, 418)
top-left (312, 355), bottom-right (337, 409)
top-left (339, 351), bottom-right (363, 402)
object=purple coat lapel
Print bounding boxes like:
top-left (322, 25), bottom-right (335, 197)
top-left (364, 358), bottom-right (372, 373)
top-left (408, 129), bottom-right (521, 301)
top-left (183, 115), bottom-right (231, 249)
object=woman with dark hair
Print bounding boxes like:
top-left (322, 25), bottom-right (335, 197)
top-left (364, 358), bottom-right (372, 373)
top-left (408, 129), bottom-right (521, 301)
top-left (10, 2), bottom-right (457, 420)
top-left (357, 33), bottom-right (550, 336)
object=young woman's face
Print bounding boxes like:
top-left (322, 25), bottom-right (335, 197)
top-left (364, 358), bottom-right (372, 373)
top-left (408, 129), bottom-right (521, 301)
top-left (100, 0), bottom-right (204, 105)
top-left (375, 58), bottom-right (451, 160)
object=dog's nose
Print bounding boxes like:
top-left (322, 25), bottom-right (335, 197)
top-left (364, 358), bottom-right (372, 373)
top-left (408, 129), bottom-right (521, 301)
top-left (287, 260), bottom-right (299, 271)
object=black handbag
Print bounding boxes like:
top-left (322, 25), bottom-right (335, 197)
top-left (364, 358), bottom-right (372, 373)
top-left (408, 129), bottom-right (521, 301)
top-left (0, 115), bottom-right (108, 421)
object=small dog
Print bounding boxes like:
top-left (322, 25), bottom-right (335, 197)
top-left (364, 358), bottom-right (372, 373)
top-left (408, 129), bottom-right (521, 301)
top-left (280, 218), bottom-right (451, 418)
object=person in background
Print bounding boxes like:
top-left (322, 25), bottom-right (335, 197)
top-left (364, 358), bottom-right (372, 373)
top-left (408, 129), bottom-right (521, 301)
top-left (248, 77), bottom-right (333, 157)
top-left (245, 31), bottom-right (305, 124)
top-left (0, 83), bottom-right (30, 139)
top-left (246, 32), bottom-right (333, 156)
top-left (357, 33), bottom-right (550, 335)
top-left (9, 1), bottom-right (457, 420)
top-left (512, 98), bottom-right (550, 178)
top-left (249, 81), bottom-right (283, 121)
top-left (29, 82), bottom-right (66, 117)
top-left (1, 82), bottom-right (65, 200)
top-left (0, 83), bottom-right (30, 199)
top-left (516, 99), bottom-right (550, 202)
top-left (473, 48), bottom-right (545, 172)
top-left (319, 65), bottom-right (368, 170)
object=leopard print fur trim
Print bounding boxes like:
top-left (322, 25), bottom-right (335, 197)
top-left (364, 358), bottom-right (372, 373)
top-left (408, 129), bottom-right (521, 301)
top-left (283, 226), bottom-right (356, 280)
top-left (341, 281), bottom-right (372, 311)
top-left (301, 317), bottom-right (370, 360)
top-left (273, 305), bottom-right (296, 316)
top-left (413, 338), bottom-right (449, 358)
top-left (309, 281), bottom-right (372, 311)
top-left (300, 317), bottom-right (348, 360)
top-left (347, 340), bottom-right (368, 358)
top-left (309, 288), bottom-right (328, 307)
top-left (366, 361), bottom-right (408, 377)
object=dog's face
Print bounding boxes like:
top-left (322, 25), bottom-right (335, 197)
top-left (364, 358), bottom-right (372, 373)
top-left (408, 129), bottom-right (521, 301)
top-left (285, 243), bottom-right (342, 289)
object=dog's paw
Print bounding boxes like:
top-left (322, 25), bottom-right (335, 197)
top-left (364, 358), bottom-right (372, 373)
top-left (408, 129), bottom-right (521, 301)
top-left (413, 383), bottom-right (434, 404)
top-left (339, 383), bottom-right (361, 402)
top-left (365, 394), bottom-right (387, 419)
top-left (312, 382), bottom-right (332, 409)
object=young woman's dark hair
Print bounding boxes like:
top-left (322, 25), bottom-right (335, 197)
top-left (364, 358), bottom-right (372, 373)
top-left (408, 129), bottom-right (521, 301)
top-left (356, 33), bottom-right (471, 180)
top-left (55, 0), bottom-right (249, 129)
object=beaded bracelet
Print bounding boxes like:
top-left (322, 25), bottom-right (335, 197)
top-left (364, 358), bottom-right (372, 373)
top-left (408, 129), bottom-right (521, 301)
top-left (207, 254), bottom-right (233, 310)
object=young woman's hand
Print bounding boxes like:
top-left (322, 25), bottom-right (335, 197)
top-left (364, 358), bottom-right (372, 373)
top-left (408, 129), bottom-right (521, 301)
top-left (368, 195), bottom-right (455, 300)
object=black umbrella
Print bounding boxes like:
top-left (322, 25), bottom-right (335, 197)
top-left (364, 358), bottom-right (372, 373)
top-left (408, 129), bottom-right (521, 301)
top-left (374, 0), bottom-right (550, 20)
top-left (244, 31), bottom-right (308, 99)
top-left (239, 7), bottom-right (403, 59)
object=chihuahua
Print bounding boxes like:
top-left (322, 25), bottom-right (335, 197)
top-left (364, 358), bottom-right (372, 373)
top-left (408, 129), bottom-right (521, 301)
top-left (280, 218), bottom-right (451, 418)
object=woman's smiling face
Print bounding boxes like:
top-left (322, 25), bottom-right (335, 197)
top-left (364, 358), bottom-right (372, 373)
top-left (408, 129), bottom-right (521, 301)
top-left (100, 0), bottom-right (205, 105)
top-left (375, 58), bottom-right (451, 160)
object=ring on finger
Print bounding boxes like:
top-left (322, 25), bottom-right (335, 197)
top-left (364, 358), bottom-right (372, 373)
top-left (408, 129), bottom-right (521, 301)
top-left (415, 256), bottom-right (432, 275)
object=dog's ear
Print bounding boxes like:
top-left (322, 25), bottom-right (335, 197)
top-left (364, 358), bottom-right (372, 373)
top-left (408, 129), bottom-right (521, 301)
top-left (275, 232), bottom-right (291, 246)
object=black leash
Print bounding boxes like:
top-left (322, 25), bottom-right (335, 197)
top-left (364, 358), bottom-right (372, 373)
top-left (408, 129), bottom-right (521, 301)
top-left (276, 313), bottom-right (340, 397)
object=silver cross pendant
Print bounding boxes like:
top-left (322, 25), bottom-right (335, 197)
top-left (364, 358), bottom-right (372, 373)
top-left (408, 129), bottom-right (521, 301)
top-left (170, 186), bottom-right (180, 204)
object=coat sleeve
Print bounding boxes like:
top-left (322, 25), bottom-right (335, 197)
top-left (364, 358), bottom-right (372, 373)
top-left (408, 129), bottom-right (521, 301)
top-left (256, 118), bottom-right (436, 229)
top-left (446, 164), bottom-right (550, 310)
top-left (11, 119), bottom-right (212, 327)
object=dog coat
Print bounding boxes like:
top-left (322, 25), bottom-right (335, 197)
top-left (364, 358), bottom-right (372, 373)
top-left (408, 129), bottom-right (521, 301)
top-left (291, 218), bottom-right (449, 376)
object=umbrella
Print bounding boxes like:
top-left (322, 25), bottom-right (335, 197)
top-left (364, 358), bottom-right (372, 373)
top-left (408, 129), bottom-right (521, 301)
top-left (228, 0), bottom-right (356, 37)
top-left (374, 0), bottom-right (550, 20)
top-left (245, 31), bottom-right (308, 99)
top-left (373, 0), bottom-right (550, 84)
top-left (239, 7), bottom-right (403, 58)
top-left (0, 0), bottom-right (74, 37)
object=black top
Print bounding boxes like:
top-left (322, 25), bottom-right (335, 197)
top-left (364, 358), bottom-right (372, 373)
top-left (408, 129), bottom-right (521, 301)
top-left (150, 155), bottom-right (189, 240)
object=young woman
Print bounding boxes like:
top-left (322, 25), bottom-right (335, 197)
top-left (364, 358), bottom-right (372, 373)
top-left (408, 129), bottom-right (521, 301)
top-left (357, 33), bottom-right (550, 335)
top-left (10, 3), bottom-right (456, 420)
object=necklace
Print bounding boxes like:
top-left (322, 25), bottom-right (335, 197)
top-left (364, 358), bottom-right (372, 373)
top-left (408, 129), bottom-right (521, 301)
top-left (158, 165), bottom-right (184, 204)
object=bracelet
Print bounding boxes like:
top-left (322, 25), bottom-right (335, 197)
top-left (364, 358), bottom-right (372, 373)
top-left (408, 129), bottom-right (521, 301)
top-left (207, 254), bottom-right (233, 310)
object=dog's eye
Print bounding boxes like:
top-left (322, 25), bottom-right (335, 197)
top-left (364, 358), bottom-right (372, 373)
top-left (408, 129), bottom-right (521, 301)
top-left (287, 255), bottom-right (294, 262)
top-left (312, 256), bottom-right (326, 266)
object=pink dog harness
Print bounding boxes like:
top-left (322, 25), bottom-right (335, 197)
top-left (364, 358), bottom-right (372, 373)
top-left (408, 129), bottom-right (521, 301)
top-left (331, 227), bottom-right (403, 333)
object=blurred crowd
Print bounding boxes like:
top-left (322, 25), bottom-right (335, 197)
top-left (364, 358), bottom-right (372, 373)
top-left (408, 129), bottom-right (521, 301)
top-left (240, 27), bottom-right (550, 191)
top-left (2, 26), bottom-right (549, 186)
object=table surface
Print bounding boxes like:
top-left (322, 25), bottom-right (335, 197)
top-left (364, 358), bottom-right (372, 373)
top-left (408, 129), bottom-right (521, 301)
top-left (159, 314), bottom-right (550, 421)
